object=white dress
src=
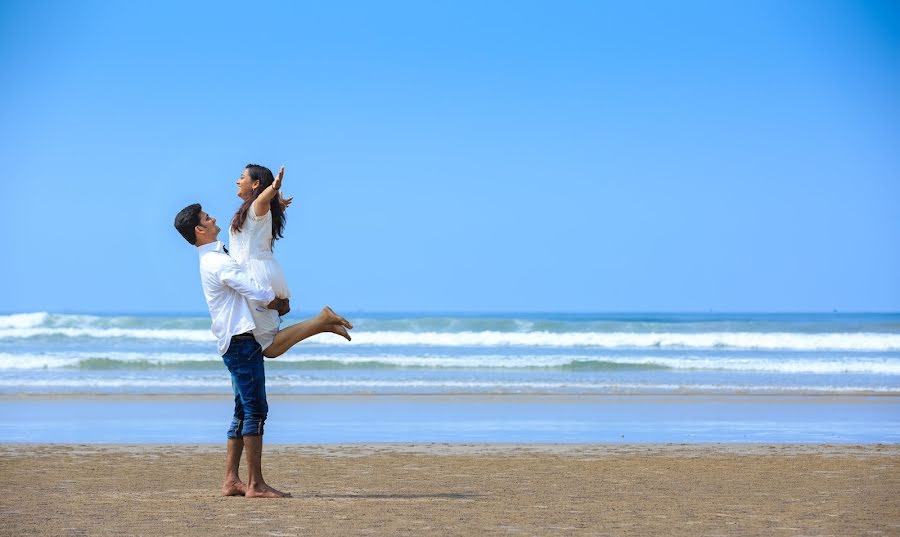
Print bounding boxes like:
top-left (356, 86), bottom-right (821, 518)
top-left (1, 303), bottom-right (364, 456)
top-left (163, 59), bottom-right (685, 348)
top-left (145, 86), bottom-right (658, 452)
top-left (229, 203), bottom-right (291, 351)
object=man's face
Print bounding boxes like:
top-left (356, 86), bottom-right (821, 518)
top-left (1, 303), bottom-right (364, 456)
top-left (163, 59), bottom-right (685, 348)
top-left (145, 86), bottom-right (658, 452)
top-left (196, 211), bottom-right (220, 242)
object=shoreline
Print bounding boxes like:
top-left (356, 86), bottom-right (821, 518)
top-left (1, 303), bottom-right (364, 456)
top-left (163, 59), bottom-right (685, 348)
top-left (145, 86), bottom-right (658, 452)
top-left (6, 393), bottom-right (899, 444)
top-left (5, 442), bottom-right (900, 455)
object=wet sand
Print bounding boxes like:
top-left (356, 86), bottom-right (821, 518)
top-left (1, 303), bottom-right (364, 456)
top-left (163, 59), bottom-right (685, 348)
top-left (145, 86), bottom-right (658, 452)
top-left (7, 393), bottom-right (900, 444)
top-left (2, 443), bottom-right (898, 536)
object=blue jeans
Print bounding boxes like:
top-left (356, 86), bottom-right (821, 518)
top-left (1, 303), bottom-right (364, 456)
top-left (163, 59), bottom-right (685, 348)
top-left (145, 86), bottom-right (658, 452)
top-left (222, 337), bottom-right (268, 439)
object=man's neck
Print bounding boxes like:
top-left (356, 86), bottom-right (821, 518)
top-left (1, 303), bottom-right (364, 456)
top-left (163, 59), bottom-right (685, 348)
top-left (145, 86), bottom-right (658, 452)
top-left (195, 237), bottom-right (219, 248)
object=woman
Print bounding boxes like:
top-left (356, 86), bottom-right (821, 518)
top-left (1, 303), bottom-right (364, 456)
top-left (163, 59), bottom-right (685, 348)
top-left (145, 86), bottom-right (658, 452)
top-left (230, 163), bottom-right (352, 357)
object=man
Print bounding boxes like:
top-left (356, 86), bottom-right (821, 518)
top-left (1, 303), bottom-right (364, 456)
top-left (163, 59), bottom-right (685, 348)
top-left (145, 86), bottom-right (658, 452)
top-left (173, 203), bottom-right (292, 498)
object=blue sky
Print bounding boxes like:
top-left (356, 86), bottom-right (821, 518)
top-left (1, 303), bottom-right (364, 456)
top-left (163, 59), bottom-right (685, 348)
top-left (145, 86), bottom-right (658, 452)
top-left (2, 0), bottom-right (898, 313)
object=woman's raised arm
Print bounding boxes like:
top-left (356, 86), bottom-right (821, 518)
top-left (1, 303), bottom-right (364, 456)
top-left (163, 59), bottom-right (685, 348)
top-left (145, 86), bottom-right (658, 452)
top-left (253, 165), bottom-right (287, 217)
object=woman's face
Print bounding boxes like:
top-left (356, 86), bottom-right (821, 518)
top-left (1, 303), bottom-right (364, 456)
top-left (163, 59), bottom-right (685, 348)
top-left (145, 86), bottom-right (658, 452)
top-left (236, 169), bottom-right (259, 200)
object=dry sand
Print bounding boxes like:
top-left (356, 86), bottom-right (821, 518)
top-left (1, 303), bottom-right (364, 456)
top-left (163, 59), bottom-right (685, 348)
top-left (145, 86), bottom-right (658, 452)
top-left (2, 443), bottom-right (898, 536)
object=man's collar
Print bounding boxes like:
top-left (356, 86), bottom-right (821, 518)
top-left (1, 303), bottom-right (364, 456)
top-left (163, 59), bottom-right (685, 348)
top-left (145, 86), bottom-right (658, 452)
top-left (196, 241), bottom-right (225, 255)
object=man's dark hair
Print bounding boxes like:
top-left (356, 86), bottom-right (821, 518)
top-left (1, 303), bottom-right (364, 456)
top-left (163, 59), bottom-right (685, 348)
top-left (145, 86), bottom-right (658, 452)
top-left (174, 203), bottom-right (203, 245)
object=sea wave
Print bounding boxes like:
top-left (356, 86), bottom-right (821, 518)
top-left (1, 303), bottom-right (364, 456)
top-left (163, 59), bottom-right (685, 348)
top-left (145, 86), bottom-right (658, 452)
top-left (3, 312), bottom-right (900, 352)
top-left (349, 331), bottom-right (900, 351)
top-left (4, 326), bottom-right (899, 351)
top-left (1, 352), bottom-right (899, 374)
top-left (0, 327), bottom-right (215, 342)
top-left (0, 377), bottom-right (894, 393)
top-left (4, 311), bottom-right (899, 332)
top-left (0, 312), bottom-right (210, 330)
top-left (0, 312), bottom-right (50, 329)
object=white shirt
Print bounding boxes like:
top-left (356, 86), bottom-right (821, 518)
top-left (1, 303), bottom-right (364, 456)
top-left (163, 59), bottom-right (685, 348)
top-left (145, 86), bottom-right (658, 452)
top-left (197, 241), bottom-right (275, 355)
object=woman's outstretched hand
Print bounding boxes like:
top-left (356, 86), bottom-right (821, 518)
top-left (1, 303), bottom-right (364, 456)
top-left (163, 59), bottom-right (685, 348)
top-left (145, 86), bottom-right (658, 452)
top-left (273, 165), bottom-right (285, 190)
top-left (273, 165), bottom-right (293, 209)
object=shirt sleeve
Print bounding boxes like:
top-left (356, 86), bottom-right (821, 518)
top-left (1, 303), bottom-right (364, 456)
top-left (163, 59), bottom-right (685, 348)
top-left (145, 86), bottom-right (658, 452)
top-left (218, 258), bottom-right (276, 304)
top-left (250, 202), bottom-right (264, 221)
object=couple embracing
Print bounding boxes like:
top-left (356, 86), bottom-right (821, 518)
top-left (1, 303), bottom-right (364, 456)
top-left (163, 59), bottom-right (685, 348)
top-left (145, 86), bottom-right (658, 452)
top-left (174, 164), bottom-right (352, 498)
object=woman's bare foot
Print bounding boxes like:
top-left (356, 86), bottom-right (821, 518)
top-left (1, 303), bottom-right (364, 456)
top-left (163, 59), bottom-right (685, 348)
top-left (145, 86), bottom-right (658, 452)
top-left (329, 324), bottom-right (351, 341)
top-left (321, 306), bottom-right (353, 329)
top-left (222, 479), bottom-right (247, 497)
top-left (246, 483), bottom-right (292, 498)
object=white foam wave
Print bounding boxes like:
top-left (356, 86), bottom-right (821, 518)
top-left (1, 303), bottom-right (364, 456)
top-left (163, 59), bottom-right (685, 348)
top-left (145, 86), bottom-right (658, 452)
top-left (0, 377), bottom-right (895, 393)
top-left (0, 312), bottom-right (50, 329)
top-left (348, 331), bottom-right (900, 351)
top-left (0, 327), bottom-right (216, 342)
top-left (617, 356), bottom-right (900, 375)
top-left (2, 327), bottom-right (900, 351)
top-left (0, 352), bottom-right (221, 369)
top-left (0, 351), bottom-right (899, 374)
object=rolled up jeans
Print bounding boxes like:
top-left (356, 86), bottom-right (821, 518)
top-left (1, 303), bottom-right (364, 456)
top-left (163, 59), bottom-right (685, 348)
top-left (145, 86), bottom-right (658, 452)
top-left (222, 335), bottom-right (268, 438)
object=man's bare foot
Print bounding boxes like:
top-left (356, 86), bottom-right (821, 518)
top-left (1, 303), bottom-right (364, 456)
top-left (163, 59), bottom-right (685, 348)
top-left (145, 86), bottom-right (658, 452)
top-left (246, 483), bottom-right (292, 498)
top-left (321, 306), bottom-right (353, 330)
top-left (222, 479), bottom-right (247, 497)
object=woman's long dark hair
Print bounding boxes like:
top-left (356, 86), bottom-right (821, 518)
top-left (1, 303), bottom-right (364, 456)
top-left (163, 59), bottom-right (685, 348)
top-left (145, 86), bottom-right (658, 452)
top-left (230, 164), bottom-right (286, 249)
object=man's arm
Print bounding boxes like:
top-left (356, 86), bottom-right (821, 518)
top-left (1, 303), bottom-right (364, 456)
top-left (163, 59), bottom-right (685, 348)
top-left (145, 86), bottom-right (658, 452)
top-left (220, 264), bottom-right (288, 314)
top-left (218, 260), bottom-right (277, 305)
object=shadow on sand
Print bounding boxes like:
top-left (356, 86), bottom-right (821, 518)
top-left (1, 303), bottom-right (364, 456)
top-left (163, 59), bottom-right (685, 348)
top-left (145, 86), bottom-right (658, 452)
top-left (311, 492), bottom-right (481, 500)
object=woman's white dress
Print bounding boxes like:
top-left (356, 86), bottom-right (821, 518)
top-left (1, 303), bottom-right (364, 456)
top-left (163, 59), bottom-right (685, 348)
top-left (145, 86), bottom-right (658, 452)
top-left (229, 203), bottom-right (291, 351)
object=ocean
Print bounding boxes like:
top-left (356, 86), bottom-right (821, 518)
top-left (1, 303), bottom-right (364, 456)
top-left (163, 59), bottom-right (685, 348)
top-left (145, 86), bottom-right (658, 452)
top-left (2, 311), bottom-right (898, 395)
top-left (2, 311), bottom-right (898, 443)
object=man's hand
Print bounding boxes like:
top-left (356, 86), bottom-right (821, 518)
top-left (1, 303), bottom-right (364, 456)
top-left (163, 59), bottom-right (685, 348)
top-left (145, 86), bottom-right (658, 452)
top-left (266, 297), bottom-right (283, 311)
top-left (265, 297), bottom-right (290, 317)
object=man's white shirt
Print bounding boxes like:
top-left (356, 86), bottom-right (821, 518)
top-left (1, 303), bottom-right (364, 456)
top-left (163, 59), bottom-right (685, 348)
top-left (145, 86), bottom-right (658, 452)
top-left (197, 241), bottom-right (275, 354)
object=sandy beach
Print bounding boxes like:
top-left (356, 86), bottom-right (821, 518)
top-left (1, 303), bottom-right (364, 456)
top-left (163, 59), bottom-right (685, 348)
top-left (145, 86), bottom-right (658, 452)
top-left (2, 443), bottom-right (898, 536)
